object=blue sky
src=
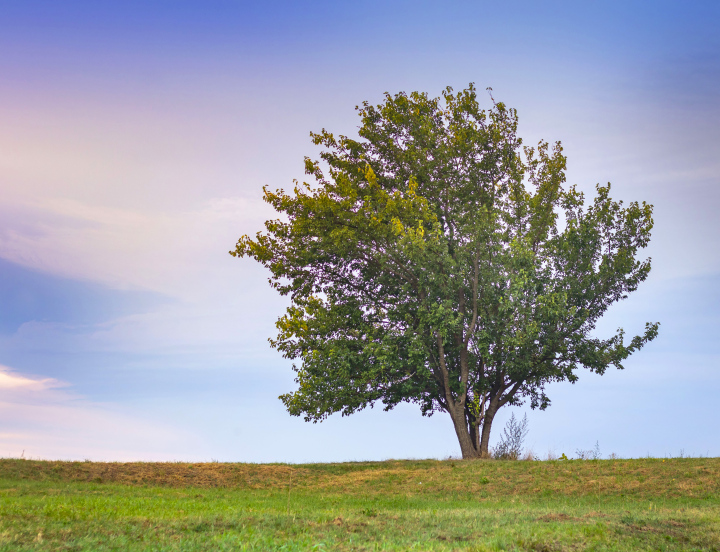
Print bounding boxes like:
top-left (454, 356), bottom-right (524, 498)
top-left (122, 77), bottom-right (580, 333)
top-left (0, 0), bottom-right (718, 461)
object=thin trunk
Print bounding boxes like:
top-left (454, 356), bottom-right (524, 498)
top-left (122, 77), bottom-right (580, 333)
top-left (469, 415), bottom-right (480, 451)
top-left (478, 400), bottom-right (500, 458)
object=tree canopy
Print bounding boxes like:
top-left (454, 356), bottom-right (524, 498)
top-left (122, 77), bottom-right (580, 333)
top-left (232, 84), bottom-right (659, 458)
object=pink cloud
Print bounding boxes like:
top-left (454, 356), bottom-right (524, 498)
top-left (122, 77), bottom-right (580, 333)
top-left (0, 365), bottom-right (63, 391)
top-left (0, 365), bottom-right (204, 461)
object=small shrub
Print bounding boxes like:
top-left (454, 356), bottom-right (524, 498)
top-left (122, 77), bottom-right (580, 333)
top-left (492, 413), bottom-right (529, 460)
top-left (575, 441), bottom-right (602, 460)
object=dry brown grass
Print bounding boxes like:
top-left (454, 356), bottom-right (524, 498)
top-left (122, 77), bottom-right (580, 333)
top-left (0, 459), bottom-right (300, 489)
top-left (1, 457), bottom-right (718, 500)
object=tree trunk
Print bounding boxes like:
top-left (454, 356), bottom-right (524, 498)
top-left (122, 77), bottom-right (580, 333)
top-left (447, 406), bottom-right (479, 459)
top-left (469, 414), bottom-right (480, 451)
top-left (446, 397), bottom-right (501, 459)
top-left (478, 404), bottom-right (498, 458)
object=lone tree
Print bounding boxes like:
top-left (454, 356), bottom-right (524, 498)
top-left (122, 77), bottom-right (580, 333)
top-left (232, 84), bottom-right (659, 459)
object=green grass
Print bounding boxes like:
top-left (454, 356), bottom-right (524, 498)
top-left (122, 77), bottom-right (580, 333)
top-left (1, 457), bottom-right (718, 551)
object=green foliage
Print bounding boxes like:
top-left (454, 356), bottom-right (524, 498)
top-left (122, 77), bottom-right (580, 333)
top-left (232, 84), bottom-right (659, 458)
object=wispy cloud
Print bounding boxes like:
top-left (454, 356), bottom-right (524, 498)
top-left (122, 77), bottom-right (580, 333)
top-left (0, 194), bottom-right (275, 296)
top-left (0, 364), bottom-right (201, 461)
top-left (0, 365), bottom-right (63, 392)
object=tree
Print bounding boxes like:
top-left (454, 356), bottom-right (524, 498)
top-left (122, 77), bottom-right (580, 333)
top-left (232, 84), bottom-right (659, 459)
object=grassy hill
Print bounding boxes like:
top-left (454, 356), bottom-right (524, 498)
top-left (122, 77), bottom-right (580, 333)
top-left (1, 457), bottom-right (718, 551)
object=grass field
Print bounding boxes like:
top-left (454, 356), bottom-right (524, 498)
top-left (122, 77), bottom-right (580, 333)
top-left (1, 457), bottom-right (718, 551)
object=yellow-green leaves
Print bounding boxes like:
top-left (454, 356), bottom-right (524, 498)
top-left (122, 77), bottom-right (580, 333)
top-left (232, 84), bottom-right (658, 456)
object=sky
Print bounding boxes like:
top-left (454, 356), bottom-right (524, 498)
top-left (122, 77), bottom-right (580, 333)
top-left (0, 0), bottom-right (718, 462)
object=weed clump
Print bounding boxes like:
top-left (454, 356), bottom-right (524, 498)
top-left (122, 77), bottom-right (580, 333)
top-left (576, 441), bottom-right (602, 460)
top-left (492, 413), bottom-right (529, 460)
